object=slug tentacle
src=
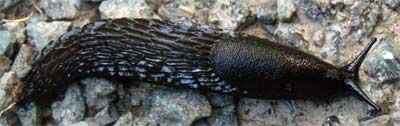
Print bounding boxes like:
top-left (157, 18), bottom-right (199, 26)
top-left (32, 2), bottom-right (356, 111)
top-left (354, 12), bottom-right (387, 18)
top-left (344, 38), bottom-right (377, 78)
top-left (342, 38), bottom-right (380, 111)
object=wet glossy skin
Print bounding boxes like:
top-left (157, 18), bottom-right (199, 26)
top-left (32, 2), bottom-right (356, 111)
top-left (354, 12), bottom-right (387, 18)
top-left (17, 18), bottom-right (380, 111)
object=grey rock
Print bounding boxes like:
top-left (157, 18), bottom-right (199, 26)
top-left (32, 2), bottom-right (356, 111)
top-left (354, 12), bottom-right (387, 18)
top-left (277, 0), bottom-right (296, 22)
top-left (206, 93), bottom-right (233, 107)
top-left (206, 105), bottom-right (238, 126)
top-left (385, 0), bottom-right (399, 9)
top-left (393, 112), bottom-right (400, 126)
top-left (40, 0), bottom-right (81, 19)
top-left (156, 0), bottom-right (213, 23)
top-left (238, 97), bottom-right (368, 125)
top-left (208, 0), bottom-right (250, 30)
top-left (70, 121), bottom-right (100, 126)
top-left (94, 104), bottom-right (120, 125)
top-left (364, 39), bottom-right (400, 83)
top-left (51, 84), bottom-right (85, 125)
top-left (299, 0), bottom-right (335, 26)
top-left (15, 106), bottom-right (40, 126)
top-left (0, 30), bottom-right (15, 55)
top-left (360, 115), bottom-right (391, 126)
top-left (85, 0), bottom-right (104, 3)
top-left (274, 23), bottom-right (309, 51)
top-left (2, 22), bottom-right (26, 44)
top-left (136, 89), bottom-right (211, 126)
top-left (99, 0), bottom-right (156, 19)
top-left (0, 22), bottom-right (25, 56)
top-left (81, 77), bottom-right (116, 110)
top-left (348, 1), bottom-right (380, 39)
top-left (26, 20), bottom-right (72, 52)
top-left (10, 44), bottom-right (36, 78)
top-left (0, 0), bottom-right (22, 11)
top-left (0, 55), bottom-right (11, 77)
top-left (0, 71), bottom-right (17, 112)
top-left (320, 30), bottom-right (341, 64)
top-left (113, 112), bottom-right (133, 126)
top-left (246, 0), bottom-right (277, 24)
top-left (71, 122), bottom-right (96, 126)
top-left (130, 90), bottom-right (147, 107)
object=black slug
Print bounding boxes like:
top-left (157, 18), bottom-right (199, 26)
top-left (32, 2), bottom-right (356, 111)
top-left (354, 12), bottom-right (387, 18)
top-left (10, 18), bottom-right (381, 112)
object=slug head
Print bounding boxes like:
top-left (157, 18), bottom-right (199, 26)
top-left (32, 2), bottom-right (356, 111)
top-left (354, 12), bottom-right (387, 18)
top-left (342, 38), bottom-right (381, 112)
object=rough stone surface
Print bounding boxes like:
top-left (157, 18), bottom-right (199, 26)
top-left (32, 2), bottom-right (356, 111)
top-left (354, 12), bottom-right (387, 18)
top-left (81, 77), bottom-right (116, 110)
top-left (51, 84), bottom-right (85, 125)
top-left (277, 0), bottom-right (296, 21)
top-left (364, 39), bottom-right (400, 83)
top-left (134, 89), bottom-right (211, 126)
top-left (2, 22), bottom-right (26, 44)
top-left (239, 97), bottom-right (368, 125)
top-left (129, 89), bottom-right (148, 107)
top-left (26, 20), bottom-right (72, 52)
top-left (0, 22), bottom-right (25, 56)
top-left (10, 44), bottom-right (36, 78)
top-left (206, 93), bottom-right (234, 107)
top-left (94, 104), bottom-right (120, 125)
top-left (155, 0), bottom-right (213, 23)
top-left (15, 106), bottom-right (40, 126)
top-left (85, 0), bottom-right (104, 3)
top-left (0, 0), bottom-right (22, 11)
top-left (113, 112), bottom-right (133, 126)
top-left (246, 0), bottom-right (277, 24)
top-left (393, 112), bottom-right (400, 126)
top-left (0, 71), bottom-right (17, 111)
top-left (70, 121), bottom-right (100, 126)
top-left (385, 0), bottom-right (400, 9)
top-left (0, 30), bottom-right (14, 55)
top-left (206, 105), bottom-right (238, 126)
top-left (0, 55), bottom-right (11, 77)
top-left (99, 0), bottom-right (156, 19)
top-left (360, 115), bottom-right (392, 126)
top-left (40, 0), bottom-right (81, 19)
top-left (208, 0), bottom-right (250, 30)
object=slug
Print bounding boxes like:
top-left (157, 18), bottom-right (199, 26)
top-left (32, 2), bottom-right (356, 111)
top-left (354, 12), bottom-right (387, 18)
top-left (8, 18), bottom-right (381, 112)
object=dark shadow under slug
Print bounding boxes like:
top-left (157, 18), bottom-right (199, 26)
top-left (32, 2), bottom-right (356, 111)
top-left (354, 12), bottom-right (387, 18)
top-left (5, 18), bottom-right (381, 114)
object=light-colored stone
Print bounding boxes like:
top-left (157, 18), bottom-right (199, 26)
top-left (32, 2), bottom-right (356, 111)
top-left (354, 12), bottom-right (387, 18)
top-left (99, 0), bottom-right (156, 19)
top-left (0, 71), bottom-right (17, 112)
top-left (113, 112), bottom-right (133, 126)
top-left (10, 44), bottom-right (36, 78)
top-left (361, 115), bottom-right (391, 126)
top-left (40, 0), bottom-right (81, 19)
top-left (94, 104), bottom-right (120, 125)
top-left (135, 89), bottom-right (211, 126)
top-left (0, 30), bottom-right (15, 55)
top-left (277, 0), bottom-right (296, 21)
top-left (15, 105), bottom-right (40, 126)
top-left (51, 84), bottom-right (85, 125)
top-left (26, 20), bottom-right (72, 52)
top-left (81, 77), bottom-right (116, 110)
top-left (0, 55), bottom-right (11, 77)
top-left (208, 0), bottom-right (250, 30)
top-left (239, 97), bottom-right (368, 125)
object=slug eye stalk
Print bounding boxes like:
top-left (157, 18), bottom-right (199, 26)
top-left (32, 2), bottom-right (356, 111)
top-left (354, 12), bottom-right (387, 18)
top-left (343, 38), bottom-right (381, 112)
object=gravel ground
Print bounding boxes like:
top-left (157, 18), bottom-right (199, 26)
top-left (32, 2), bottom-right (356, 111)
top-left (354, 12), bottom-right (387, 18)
top-left (0, 0), bottom-right (400, 125)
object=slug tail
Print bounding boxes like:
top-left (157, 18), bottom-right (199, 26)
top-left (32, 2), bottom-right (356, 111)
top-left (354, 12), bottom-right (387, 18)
top-left (343, 38), bottom-right (381, 112)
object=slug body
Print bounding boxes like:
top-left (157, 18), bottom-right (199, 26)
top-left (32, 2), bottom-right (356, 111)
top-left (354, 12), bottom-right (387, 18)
top-left (16, 18), bottom-right (380, 111)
